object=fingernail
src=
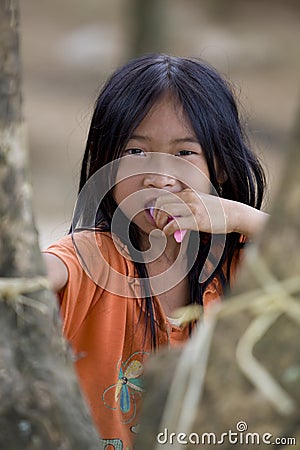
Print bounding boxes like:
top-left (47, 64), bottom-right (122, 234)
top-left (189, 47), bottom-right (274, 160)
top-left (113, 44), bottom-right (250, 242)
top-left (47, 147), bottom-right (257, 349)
top-left (174, 229), bottom-right (187, 243)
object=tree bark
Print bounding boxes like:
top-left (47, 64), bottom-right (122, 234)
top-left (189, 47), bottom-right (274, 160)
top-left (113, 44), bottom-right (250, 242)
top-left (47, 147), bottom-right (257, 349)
top-left (0, 1), bottom-right (99, 448)
top-left (128, 0), bottom-right (167, 58)
top-left (138, 110), bottom-right (300, 449)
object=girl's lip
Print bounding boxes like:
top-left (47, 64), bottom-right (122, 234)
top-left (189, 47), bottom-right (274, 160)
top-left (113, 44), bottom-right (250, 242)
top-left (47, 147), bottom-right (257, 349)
top-left (145, 208), bottom-right (156, 225)
top-left (148, 205), bottom-right (174, 225)
top-left (144, 200), bottom-right (156, 210)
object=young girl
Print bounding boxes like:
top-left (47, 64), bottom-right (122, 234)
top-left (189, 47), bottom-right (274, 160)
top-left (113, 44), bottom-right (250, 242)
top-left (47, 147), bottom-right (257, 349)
top-left (44, 54), bottom-right (268, 449)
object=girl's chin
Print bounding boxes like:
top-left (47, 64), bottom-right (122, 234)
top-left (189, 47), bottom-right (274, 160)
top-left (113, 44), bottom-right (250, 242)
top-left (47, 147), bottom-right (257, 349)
top-left (132, 222), bottom-right (157, 236)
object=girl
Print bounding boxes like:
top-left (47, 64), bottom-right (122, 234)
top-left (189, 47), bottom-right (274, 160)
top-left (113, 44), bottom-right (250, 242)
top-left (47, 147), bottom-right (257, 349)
top-left (44, 54), bottom-right (268, 449)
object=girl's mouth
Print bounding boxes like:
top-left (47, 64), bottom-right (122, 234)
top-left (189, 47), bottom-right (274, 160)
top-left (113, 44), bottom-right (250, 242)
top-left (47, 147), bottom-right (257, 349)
top-left (145, 207), bottom-right (157, 225)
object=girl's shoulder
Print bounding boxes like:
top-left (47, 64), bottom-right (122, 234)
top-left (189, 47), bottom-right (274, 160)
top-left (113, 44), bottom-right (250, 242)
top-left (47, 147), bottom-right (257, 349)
top-left (47, 229), bottom-right (114, 249)
top-left (46, 229), bottom-right (135, 281)
top-left (45, 230), bottom-right (140, 341)
top-left (47, 229), bottom-right (129, 258)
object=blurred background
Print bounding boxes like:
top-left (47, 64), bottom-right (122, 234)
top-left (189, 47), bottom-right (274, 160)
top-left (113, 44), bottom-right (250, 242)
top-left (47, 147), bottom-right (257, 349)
top-left (20, 0), bottom-right (300, 249)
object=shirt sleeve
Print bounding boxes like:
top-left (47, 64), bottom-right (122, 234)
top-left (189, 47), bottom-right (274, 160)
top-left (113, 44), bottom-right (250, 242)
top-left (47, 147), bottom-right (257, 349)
top-left (45, 231), bottom-right (132, 341)
top-left (45, 232), bottom-right (105, 341)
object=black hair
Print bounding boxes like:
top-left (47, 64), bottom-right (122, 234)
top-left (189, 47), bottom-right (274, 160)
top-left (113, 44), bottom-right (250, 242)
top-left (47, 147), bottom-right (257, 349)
top-left (76, 53), bottom-right (266, 349)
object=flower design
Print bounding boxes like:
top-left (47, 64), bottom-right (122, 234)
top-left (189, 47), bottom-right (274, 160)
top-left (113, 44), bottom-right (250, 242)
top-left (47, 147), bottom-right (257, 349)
top-left (103, 351), bottom-right (147, 424)
top-left (115, 360), bottom-right (144, 413)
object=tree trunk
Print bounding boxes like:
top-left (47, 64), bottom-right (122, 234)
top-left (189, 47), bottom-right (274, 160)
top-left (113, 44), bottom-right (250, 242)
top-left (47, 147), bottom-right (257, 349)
top-left (138, 110), bottom-right (300, 449)
top-left (128, 0), bottom-right (167, 58)
top-left (0, 1), bottom-right (99, 448)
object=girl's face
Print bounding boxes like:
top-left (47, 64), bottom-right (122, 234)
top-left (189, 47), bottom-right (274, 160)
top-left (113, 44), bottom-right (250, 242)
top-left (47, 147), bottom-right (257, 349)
top-left (113, 94), bottom-right (211, 235)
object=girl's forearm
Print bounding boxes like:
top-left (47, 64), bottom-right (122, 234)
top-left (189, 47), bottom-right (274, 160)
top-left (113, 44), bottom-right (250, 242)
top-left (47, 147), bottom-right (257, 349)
top-left (226, 200), bottom-right (269, 238)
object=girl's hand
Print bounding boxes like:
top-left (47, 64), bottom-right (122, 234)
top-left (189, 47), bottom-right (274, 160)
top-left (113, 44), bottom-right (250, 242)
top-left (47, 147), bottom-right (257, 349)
top-left (152, 189), bottom-right (269, 238)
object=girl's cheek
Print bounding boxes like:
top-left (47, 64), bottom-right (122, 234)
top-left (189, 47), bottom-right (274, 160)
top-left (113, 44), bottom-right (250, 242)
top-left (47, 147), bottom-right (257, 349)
top-left (174, 163), bottom-right (211, 194)
top-left (113, 179), bottom-right (145, 221)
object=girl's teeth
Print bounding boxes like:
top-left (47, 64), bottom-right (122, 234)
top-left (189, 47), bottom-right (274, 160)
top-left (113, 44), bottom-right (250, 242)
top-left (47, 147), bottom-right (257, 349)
top-left (149, 207), bottom-right (155, 218)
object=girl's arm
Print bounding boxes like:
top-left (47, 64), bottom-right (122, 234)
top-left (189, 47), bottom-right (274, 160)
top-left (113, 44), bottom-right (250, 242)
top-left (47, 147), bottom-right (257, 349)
top-left (43, 253), bottom-right (69, 293)
top-left (225, 200), bottom-right (269, 238)
top-left (153, 190), bottom-right (269, 239)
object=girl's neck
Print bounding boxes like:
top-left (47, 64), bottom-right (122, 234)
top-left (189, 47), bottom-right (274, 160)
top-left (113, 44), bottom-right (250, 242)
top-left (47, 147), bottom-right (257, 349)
top-left (137, 230), bottom-right (190, 314)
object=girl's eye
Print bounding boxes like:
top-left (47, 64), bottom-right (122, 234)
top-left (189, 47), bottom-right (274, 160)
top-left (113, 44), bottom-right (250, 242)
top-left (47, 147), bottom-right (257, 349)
top-left (124, 148), bottom-right (146, 156)
top-left (176, 150), bottom-right (195, 156)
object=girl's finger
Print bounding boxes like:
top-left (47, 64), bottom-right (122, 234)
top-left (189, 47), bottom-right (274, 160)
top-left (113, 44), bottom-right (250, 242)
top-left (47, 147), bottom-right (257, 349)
top-left (153, 208), bottom-right (170, 229)
top-left (154, 192), bottom-right (186, 209)
top-left (163, 216), bottom-right (199, 236)
top-left (154, 203), bottom-right (192, 229)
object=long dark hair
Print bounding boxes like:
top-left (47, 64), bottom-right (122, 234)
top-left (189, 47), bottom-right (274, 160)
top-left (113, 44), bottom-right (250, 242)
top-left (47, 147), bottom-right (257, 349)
top-left (76, 53), bottom-right (266, 349)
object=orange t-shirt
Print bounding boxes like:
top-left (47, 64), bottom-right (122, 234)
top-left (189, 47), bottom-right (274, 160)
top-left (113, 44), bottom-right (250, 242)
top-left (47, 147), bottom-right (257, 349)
top-left (46, 230), bottom-right (232, 449)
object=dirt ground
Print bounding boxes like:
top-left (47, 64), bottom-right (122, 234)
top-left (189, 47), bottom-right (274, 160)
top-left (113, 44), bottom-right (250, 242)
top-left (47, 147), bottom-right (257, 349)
top-left (19, 0), bottom-right (300, 248)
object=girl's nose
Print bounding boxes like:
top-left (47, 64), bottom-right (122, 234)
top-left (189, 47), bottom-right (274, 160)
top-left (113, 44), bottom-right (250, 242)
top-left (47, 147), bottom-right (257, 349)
top-left (143, 173), bottom-right (177, 189)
